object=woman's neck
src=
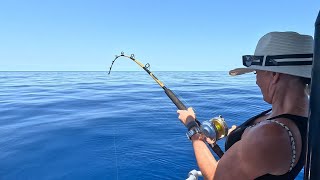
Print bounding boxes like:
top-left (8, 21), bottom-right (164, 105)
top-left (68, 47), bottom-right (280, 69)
top-left (270, 85), bottom-right (309, 117)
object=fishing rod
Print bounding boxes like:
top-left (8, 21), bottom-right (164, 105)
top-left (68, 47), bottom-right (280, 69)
top-left (108, 52), bottom-right (228, 158)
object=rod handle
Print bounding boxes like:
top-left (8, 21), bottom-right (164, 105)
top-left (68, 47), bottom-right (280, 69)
top-left (164, 88), bottom-right (187, 110)
top-left (211, 144), bottom-right (224, 158)
top-left (164, 88), bottom-right (200, 125)
top-left (164, 87), bottom-right (224, 158)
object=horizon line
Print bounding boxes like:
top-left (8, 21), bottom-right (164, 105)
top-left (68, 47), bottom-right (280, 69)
top-left (0, 70), bottom-right (229, 72)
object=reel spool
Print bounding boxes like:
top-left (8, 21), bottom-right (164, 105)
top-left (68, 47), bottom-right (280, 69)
top-left (200, 115), bottom-right (229, 143)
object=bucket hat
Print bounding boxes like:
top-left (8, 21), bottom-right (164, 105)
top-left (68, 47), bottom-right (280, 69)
top-left (229, 31), bottom-right (314, 78)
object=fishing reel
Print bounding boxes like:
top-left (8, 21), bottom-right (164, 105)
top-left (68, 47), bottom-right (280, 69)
top-left (200, 115), bottom-right (229, 143)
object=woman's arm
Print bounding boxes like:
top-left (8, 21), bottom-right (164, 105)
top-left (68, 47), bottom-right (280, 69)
top-left (190, 134), bottom-right (218, 180)
top-left (178, 108), bottom-right (293, 180)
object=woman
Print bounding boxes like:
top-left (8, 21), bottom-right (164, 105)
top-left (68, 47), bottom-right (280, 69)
top-left (177, 31), bottom-right (313, 179)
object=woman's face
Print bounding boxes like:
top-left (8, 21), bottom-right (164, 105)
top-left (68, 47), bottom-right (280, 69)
top-left (255, 70), bottom-right (273, 103)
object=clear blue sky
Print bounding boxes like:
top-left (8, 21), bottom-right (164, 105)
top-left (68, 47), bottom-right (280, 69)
top-left (0, 0), bottom-right (319, 71)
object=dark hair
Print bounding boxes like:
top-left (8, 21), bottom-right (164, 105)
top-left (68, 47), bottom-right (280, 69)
top-left (300, 77), bottom-right (311, 85)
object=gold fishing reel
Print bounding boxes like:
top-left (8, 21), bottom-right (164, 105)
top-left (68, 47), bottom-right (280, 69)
top-left (200, 115), bottom-right (229, 143)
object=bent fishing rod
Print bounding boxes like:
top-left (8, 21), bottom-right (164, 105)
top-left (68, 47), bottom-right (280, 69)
top-left (108, 52), bottom-right (227, 158)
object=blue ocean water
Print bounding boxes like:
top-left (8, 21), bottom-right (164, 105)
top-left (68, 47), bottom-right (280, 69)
top-left (0, 71), bottom-right (303, 179)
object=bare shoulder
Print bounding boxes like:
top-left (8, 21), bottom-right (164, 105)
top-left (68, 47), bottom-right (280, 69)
top-left (241, 121), bottom-right (294, 175)
top-left (266, 117), bottom-right (303, 167)
top-left (214, 118), bottom-right (301, 180)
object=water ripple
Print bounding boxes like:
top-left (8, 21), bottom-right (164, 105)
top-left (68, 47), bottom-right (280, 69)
top-left (0, 71), bottom-right (293, 180)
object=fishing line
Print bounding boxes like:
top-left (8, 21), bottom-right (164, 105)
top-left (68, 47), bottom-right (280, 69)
top-left (108, 52), bottom-right (226, 158)
top-left (112, 126), bottom-right (119, 180)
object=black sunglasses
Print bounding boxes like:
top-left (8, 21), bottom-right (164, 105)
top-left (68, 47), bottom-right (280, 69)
top-left (242, 54), bottom-right (313, 67)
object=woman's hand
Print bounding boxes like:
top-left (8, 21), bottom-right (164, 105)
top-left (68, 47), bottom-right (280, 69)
top-left (177, 107), bottom-right (196, 126)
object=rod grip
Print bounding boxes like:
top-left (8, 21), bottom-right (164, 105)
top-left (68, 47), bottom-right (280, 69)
top-left (164, 88), bottom-right (187, 110)
top-left (211, 144), bottom-right (224, 158)
top-left (164, 88), bottom-right (201, 125)
top-left (164, 87), bottom-right (224, 158)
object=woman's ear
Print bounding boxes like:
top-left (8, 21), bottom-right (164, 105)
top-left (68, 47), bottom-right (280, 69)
top-left (271, 72), bottom-right (280, 84)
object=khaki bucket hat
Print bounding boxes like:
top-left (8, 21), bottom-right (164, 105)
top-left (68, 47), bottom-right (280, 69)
top-left (229, 31), bottom-right (314, 78)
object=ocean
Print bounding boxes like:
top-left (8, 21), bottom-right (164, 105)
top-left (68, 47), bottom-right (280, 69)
top-left (0, 71), bottom-right (303, 179)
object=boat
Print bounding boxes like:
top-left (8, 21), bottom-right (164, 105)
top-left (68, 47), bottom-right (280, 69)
top-left (304, 9), bottom-right (320, 180)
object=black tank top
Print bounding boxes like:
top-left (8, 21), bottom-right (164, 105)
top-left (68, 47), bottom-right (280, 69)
top-left (225, 109), bottom-right (308, 180)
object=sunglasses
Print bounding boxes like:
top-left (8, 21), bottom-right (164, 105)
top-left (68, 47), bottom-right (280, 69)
top-left (242, 54), bottom-right (313, 67)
